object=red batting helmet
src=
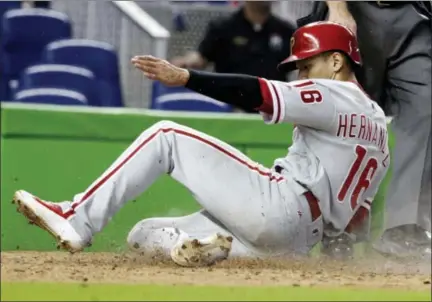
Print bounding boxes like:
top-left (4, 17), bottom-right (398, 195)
top-left (278, 21), bottom-right (361, 72)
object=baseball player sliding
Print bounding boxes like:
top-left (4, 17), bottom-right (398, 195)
top-left (12, 22), bottom-right (390, 267)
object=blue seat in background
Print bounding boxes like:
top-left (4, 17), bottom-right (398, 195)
top-left (208, 1), bottom-right (229, 5)
top-left (18, 64), bottom-right (99, 106)
top-left (0, 1), bottom-right (21, 101)
top-left (14, 88), bottom-right (88, 106)
top-left (0, 1), bottom-right (21, 32)
top-left (151, 81), bottom-right (232, 112)
top-left (1, 8), bottom-right (72, 100)
top-left (42, 39), bottom-right (123, 107)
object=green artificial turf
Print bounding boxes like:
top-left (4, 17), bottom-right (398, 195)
top-left (1, 282), bottom-right (430, 301)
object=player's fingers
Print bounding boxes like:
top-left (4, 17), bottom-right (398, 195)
top-left (132, 55), bottom-right (159, 63)
top-left (143, 72), bottom-right (156, 80)
top-left (145, 61), bottom-right (159, 69)
top-left (134, 60), bottom-right (158, 70)
top-left (132, 55), bottom-right (150, 61)
top-left (132, 61), bottom-right (145, 71)
top-left (132, 62), bottom-right (141, 71)
top-left (141, 55), bottom-right (158, 61)
top-left (140, 64), bottom-right (157, 75)
top-left (133, 61), bottom-right (157, 73)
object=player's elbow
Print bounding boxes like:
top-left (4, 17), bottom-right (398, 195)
top-left (255, 78), bottom-right (274, 114)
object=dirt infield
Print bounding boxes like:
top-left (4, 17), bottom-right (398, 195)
top-left (1, 251), bottom-right (431, 291)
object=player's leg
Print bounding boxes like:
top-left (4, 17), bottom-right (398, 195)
top-left (374, 8), bottom-right (431, 258)
top-left (13, 120), bottom-right (312, 256)
top-left (126, 210), bottom-right (255, 264)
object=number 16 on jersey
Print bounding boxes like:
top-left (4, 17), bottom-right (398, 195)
top-left (338, 145), bottom-right (379, 210)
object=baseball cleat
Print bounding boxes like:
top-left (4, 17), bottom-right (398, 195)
top-left (12, 190), bottom-right (90, 253)
top-left (171, 233), bottom-right (233, 267)
top-left (321, 234), bottom-right (354, 261)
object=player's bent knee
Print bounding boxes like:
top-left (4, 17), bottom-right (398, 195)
top-left (126, 218), bottom-right (186, 254)
top-left (126, 219), bottom-right (154, 252)
top-left (135, 120), bottom-right (183, 143)
top-left (153, 120), bottom-right (181, 131)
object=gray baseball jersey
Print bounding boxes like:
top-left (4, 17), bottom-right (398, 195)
top-left (259, 78), bottom-right (390, 235)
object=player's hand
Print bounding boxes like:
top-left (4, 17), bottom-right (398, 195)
top-left (131, 55), bottom-right (190, 86)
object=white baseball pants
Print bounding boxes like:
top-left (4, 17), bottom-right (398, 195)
top-left (67, 121), bottom-right (323, 257)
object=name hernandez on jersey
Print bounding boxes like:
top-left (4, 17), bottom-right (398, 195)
top-left (337, 113), bottom-right (388, 160)
top-left (257, 77), bottom-right (390, 235)
top-left (257, 76), bottom-right (390, 166)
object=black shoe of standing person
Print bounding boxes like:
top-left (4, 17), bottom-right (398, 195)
top-left (373, 224), bottom-right (431, 261)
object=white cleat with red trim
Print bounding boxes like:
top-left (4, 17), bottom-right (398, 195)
top-left (12, 190), bottom-right (91, 253)
top-left (170, 233), bottom-right (233, 267)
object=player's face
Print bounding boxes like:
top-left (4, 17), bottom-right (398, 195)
top-left (296, 53), bottom-right (342, 80)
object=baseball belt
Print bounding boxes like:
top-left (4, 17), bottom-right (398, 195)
top-left (304, 191), bottom-right (322, 222)
top-left (274, 165), bottom-right (322, 222)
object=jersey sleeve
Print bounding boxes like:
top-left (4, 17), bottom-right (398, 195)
top-left (257, 78), bottom-right (337, 130)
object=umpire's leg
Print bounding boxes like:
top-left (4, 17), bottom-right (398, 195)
top-left (383, 8), bottom-right (431, 234)
top-left (363, 5), bottom-right (432, 258)
top-left (342, 2), bottom-right (431, 258)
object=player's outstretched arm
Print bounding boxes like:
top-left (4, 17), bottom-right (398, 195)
top-left (131, 55), bottom-right (270, 114)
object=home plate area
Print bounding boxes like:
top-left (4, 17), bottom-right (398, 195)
top-left (1, 251), bottom-right (430, 291)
